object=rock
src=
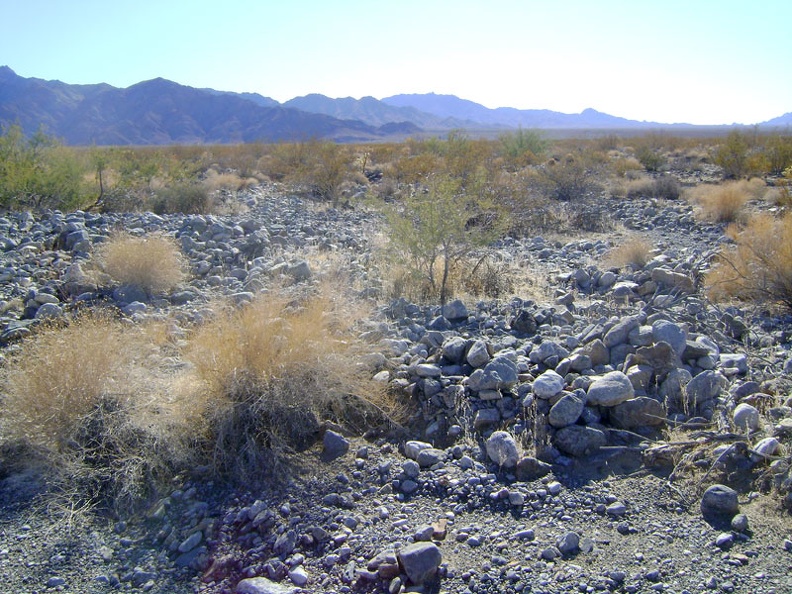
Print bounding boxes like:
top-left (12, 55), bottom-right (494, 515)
top-left (473, 408), bottom-right (501, 430)
top-left (609, 397), bottom-right (666, 429)
top-left (733, 403), bottom-right (760, 432)
top-left (650, 267), bottom-right (694, 293)
top-left (548, 392), bottom-right (585, 428)
top-left (398, 542), bottom-right (442, 585)
top-left (556, 531), bottom-right (580, 556)
top-left (285, 260), bottom-right (311, 282)
top-left (416, 448), bottom-right (444, 468)
top-left (685, 370), bottom-right (727, 407)
top-left (731, 514), bottom-right (749, 532)
top-left (652, 320), bottom-right (687, 356)
top-left (554, 425), bottom-right (606, 457)
top-left (442, 336), bottom-right (469, 364)
top-left (751, 437), bottom-right (781, 463)
top-left (583, 339), bottom-right (610, 367)
top-left (404, 441), bottom-right (432, 460)
top-left (469, 357), bottom-right (519, 391)
top-left (515, 456), bottom-right (553, 481)
top-left (442, 299), bottom-right (468, 321)
top-left (485, 431), bottom-right (520, 468)
top-left (700, 484), bottom-right (739, 519)
top-left (635, 341), bottom-right (681, 377)
top-left (236, 576), bottom-right (295, 594)
top-left (533, 370), bottom-right (565, 399)
top-left (466, 339), bottom-right (491, 368)
top-left (586, 371), bottom-right (635, 407)
top-left (512, 310), bottom-right (538, 336)
top-left (323, 430), bottom-right (350, 460)
top-left (288, 566), bottom-right (309, 587)
top-left (720, 353), bottom-right (748, 375)
top-left (603, 315), bottom-right (642, 348)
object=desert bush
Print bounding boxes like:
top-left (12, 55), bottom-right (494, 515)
top-left (624, 175), bottom-right (681, 200)
top-left (384, 174), bottom-right (504, 304)
top-left (712, 130), bottom-right (750, 179)
top-left (152, 182), bottom-right (212, 214)
top-left (761, 134), bottom-right (792, 175)
top-left (690, 181), bottom-right (750, 223)
top-left (611, 155), bottom-right (643, 178)
top-left (0, 316), bottom-right (192, 511)
top-left (94, 232), bottom-right (187, 295)
top-left (605, 236), bottom-right (654, 269)
top-left (0, 125), bottom-right (89, 209)
top-left (184, 286), bottom-right (395, 483)
top-left (635, 145), bottom-right (666, 172)
top-left (533, 152), bottom-right (603, 202)
top-left (498, 128), bottom-right (547, 170)
top-left (705, 212), bottom-right (792, 309)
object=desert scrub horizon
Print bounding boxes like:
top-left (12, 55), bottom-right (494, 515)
top-left (93, 232), bottom-right (187, 295)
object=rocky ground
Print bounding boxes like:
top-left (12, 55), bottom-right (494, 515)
top-left (0, 183), bottom-right (791, 594)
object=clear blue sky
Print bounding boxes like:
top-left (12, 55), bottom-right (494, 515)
top-left (1, 0), bottom-right (789, 125)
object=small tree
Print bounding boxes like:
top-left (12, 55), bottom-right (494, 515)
top-left (385, 174), bottom-right (503, 305)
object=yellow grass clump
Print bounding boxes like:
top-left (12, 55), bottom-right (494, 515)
top-left (94, 232), bottom-right (187, 295)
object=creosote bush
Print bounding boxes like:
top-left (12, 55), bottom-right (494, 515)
top-left (705, 212), bottom-right (792, 309)
top-left (94, 232), bottom-right (187, 295)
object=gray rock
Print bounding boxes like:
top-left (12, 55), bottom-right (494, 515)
top-left (442, 299), bottom-right (468, 321)
top-left (583, 339), bottom-right (610, 367)
top-left (398, 542), bottom-right (442, 585)
top-left (548, 392), bottom-right (585, 428)
top-left (700, 484), bottom-right (739, 519)
top-left (731, 513), bottom-right (749, 532)
top-left (554, 425), bottom-right (606, 457)
top-left (473, 408), bottom-right (501, 430)
top-left (635, 341), bottom-right (681, 377)
top-left (512, 310), bottom-right (538, 336)
top-left (733, 403), bottom-right (760, 432)
top-left (603, 315), bottom-right (642, 348)
top-left (686, 370), bottom-right (727, 406)
top-left (586, 371), bottom-right (635, 407)
top-left (750, 437), bottom-right (781, 463)
top-left (486, 431), bottom-right (520, 468)
top-left (515, 456), bottom-right (552, 481)
top-left (442, 336), bottom-right (469, 364)
top-left (650, 267), bottom-right (694, 293)
top-left (286, 260), bottom-right (312, 282)
top-left (466, 339), bottom-right (491, 368)
top-left (236, 576), bottom-right (295, 594)
top-left (609, 397), bottom-right (666, 428)
top-left (720, 353), bottom-right (748, 374)
top-left (323, 430), bottom-right (350, 460)
top-left (404, 441), bottom-right (432, 460)
top-left (469, 357), bottom-right (519, 391)
top-left (556, 532), bottom-right (580, 555)
top-left (416, 448), bottom-right (444, 468)
top-left (652, 320), bottom-right (687, 356)
top-left (533, 370), bottom-right (565, 399)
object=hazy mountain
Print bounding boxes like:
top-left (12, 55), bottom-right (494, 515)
top-left (760, 112), bottom-right (792, 128)
top-left (283, 93), bottom-right (474, 129)
top-left (200, 87), bottom-right (280, 108)
top-left (381, 92), bottom-right (663, 129)
top-left (0, 67), bottom-right (386, 144)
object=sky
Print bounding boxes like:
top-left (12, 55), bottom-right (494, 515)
top-left (1, 0), bottom-right (790, 125)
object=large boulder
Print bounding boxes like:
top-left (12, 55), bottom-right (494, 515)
top-left (548, 392), bottom-right (585, 428)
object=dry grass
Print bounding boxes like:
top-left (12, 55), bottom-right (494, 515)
top-left (689, 181), bottom-right (754, 223)
top-left (94, 232), bottom-right (187, 295)
top-left (184, 285), bottom-right (399, 483)
top-left (605, 236), bottom-right (655, 269)
top-left (705, 212), bottom-right (792, 309)
top-left (0, 315), bottom-right (195, 512)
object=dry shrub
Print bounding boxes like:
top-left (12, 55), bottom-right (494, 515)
top-left (152, 183), bottom-right (212, 214)
top-left (1, 316), bottom-right (194, 511)
top-left (705, 212), bottom-right (792, 309)
top-left (94, 232), bottom-right (187, 295)
top-left (689, 181), bottom-right (750, 223)
top-left (202, 170), bottom-right (248, 192)
top-left (605, 236), bottom-right (654, 269)
top-left (184, 286), bottom-right (397, 483)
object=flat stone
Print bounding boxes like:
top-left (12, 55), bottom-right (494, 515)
top-left (553, 425), bottom-right (606, 457)
top-left (236, 576), bottom-right (295, 594)
top-left (515, 456), bottom-right (552, 481)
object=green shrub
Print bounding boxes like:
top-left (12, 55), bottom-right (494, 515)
top-left (152, 183), bottom-right (212, 214)
top-left (712, 130), bottom-right (750, 179)
top-left (635, 145), bottom-right (666, 172)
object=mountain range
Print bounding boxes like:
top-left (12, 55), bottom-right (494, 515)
top-left (1, 66), bottom-right (789, 146)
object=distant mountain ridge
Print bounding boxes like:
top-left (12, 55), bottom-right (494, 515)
top-left (0, 66), bottom-right (788, 146)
